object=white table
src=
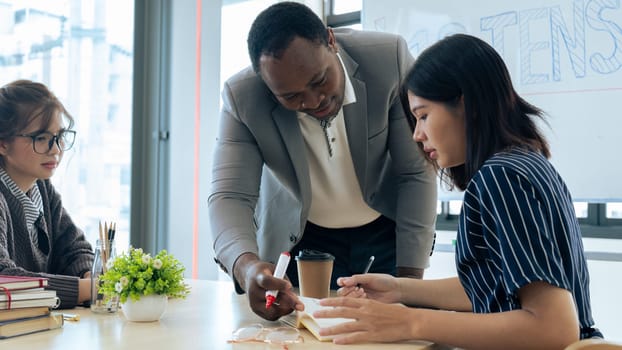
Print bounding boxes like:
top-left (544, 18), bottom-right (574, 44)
top-left (4, 279), bottom-right (441, 349)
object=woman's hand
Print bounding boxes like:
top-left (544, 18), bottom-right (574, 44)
top-left (78, 276), bottom-right (92, 304)
top-left (336, 273), bottom-right (401, 303)
top-left (314, 297), bottom-right (418, 344)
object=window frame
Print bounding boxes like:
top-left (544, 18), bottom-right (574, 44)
top-left (325, 0), bottom-right (361, 27)
top-left (437, 203), bottom-right (622, 239)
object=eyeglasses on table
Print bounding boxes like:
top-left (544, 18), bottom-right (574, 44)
top-left (228, 323), bottom-right (304, 348)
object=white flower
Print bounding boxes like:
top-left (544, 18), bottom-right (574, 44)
top-left (142, 254), bottom-right (151, 264)
top-left (120, 276), bottom-right (129, 286)
top-left (152, 259), bottom-right (163, 269)
top-left (115, 282), bottom-right (123, 293)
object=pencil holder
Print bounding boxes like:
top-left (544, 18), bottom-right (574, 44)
top-left (91, 239), bottom-right (119, 314)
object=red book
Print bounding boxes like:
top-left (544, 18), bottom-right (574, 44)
top-left (0, 276), bottom-right (48, 291)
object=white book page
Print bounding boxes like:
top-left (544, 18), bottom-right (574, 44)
top-left (298, 296), bottom-right (353, 328)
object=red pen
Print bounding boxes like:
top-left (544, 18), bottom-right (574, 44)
top-left (265, 252), bottom-right (291, 309)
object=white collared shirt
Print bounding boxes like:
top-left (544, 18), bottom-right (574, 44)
top-left (296, 53), bottom-right (380, 228)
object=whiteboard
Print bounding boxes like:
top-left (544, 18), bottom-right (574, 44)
top-left (363, 0), bottom-right (622, 201)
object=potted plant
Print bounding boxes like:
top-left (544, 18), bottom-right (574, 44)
top-left (99, 247), bottom-right (190, 321)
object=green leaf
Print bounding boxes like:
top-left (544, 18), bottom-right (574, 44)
top-left (98, 247), bottom-right (190, 301)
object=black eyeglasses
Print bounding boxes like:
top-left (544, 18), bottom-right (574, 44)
top-left (15, 130), bottom-right (76, 154)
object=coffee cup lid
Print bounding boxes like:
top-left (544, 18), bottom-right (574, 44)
top-left (295, 249), bottom-right (335, 261)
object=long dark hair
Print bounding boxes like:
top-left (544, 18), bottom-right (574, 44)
top-left (0, 79), bottom-right (74, 166)
top-left (401, 33), bottom-right (550, 190)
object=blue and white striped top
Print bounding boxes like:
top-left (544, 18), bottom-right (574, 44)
top-left (457, 147), bottom-right (599, 337)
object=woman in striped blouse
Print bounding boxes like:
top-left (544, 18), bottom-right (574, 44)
top-left (0, 80), bottom-right (94, 308)
top-left (313, 34), bottom-right (601, 349)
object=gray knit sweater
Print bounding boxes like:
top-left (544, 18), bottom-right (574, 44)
top-left (0, 179), bottom-right (94, 309)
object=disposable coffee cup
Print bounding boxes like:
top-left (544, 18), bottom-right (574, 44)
top-left (295, 249), bottom-right (335, 299)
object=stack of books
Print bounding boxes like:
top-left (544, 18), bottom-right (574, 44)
top-left (0, 275), bottom-right (63, 339)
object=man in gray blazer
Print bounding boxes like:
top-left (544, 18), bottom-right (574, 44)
top-left (208, 2), bottom-right (437, 320)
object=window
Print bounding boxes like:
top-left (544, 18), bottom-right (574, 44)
top-left (331, 0), bottom-right (362, 14)
top-left (220, 0), bottom-right (276, 97)
top-left (574, 202), bottom-right (589, 219)
top-left (0, 0), bottom-right (134, 252)
top-left (326, 0), bottom-right (362, 29)
top-left (607, 203), bottom-right (622, 219)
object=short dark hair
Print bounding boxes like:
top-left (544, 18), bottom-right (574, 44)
top-left (247, 1), bottom-right (328, 73)
top-left (402, 33), bottom-right (550, 190)
top-left (0, 80), bottom-right (74, 165)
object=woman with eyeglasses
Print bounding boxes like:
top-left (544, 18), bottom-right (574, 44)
top-left (0, 79), bottom-right (94, 308)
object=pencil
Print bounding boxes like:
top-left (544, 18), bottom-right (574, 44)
top-left (356, 256), bottom-right (375, 288)
top-left (362, 255), bottom-right (375, 274)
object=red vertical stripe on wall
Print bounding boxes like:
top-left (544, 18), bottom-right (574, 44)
top-left (192, 0), bottom-right (202, 279)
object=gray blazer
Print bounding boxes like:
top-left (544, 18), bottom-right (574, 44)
top-left (208, 28), bottom-right (437, 284)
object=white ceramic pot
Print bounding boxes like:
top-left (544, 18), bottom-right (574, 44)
top-left (122, 294), bottom-right (168, 322)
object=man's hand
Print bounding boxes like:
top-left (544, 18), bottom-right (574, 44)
top-left (233, 253), bottom-right (303, 321)
top-left (396, 266), bottom-right (424, 279)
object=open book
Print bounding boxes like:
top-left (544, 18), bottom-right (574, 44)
top-left (280, 296), bottom-right (353, 341)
